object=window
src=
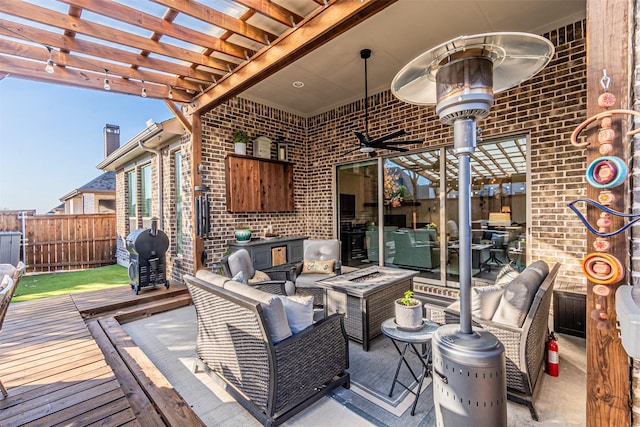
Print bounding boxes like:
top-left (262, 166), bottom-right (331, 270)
top-left (174, 151), bottom-right (183, 255)
top-left (127, 170), bottom-right (137, 230)
top-left (337, 134), bottom-right (528, 283)
top-left (140, 164), bottom-right (152, 218)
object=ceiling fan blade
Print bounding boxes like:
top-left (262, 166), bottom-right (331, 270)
top-left (383, 146), bottom-right (409, 153)
top-left (381, 139), bottom-right (424, 145)
top-left (368, 129), bottom-right (406, 145)
top-left (353, 130), bottom-right (369, 144)
top-left (368, 150), bottom-right (378, 157)
top-left (343, 146), bottom-right (362, 156)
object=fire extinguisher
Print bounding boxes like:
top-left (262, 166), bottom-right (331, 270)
top-left (546, 332), bottom-right (559, 377)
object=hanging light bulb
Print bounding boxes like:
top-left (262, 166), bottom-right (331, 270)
top-left (141, 80), bottom-right (147, 98)
top-left (103, 69), bottom-right (110, 91)
top-left (45, 46), bottom-right (54, 73)
top-left (167, 86), bottom-right (173, 99)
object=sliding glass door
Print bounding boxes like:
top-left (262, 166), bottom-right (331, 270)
top-left (336, 135), bottom-right (528, 284)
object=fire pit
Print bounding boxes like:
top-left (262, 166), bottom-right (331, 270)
top-left (316, 266), bottom-right (418, 350)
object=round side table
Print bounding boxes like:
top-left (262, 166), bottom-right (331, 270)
top-left (381, 318), bottom-right (439, 416)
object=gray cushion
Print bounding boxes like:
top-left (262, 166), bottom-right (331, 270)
top-left (492, 262), bottom-right (548, 327)
top-left (278, 295), bottom-right (314, 333)
top-left (471, 284), bottom-right (506, 320)
top-left (224, 281), bottom-right (292, 343)
top-left (295, 272), bottom-right (334, 288)
top-left (494, 264), bottom-right (520, 287)
top-left (227, 249), bottom-right (256, 279)
top-left (195, 269), bottom-right (229, 287)
top-left (232, 271), bottom-right (247, 284)
top-left (446, 283), bottom-right (506, 320)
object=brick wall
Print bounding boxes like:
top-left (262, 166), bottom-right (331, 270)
top-left (187, 21), bottom-right (587, 286)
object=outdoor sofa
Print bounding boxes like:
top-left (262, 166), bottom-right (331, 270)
top-left (425, 260), bottom-right (560, 421)
top-left (184, 270), bottom-right (350, 427)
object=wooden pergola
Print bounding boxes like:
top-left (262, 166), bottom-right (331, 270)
top-left (0, 1), bottom-right (634, 426)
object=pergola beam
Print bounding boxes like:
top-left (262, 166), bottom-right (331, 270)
top-left (191, 0), bottom-right (398, 115)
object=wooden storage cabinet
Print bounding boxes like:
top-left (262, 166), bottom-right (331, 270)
top-left (553, 282), bottom-right (586, 338)
top-left (228, 236), bottom-right (308, 271)
top-left (225, 154), bottom-right (294, 212)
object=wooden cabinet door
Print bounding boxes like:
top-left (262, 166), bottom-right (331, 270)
top-left (226, 155), bottom-right (294, 212)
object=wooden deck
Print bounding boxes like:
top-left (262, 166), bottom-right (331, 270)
top-left (0, 283), bottom-right (201, 426)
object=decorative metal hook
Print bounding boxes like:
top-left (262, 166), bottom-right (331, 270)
top-left (568, 198), bottom-right (640, 236)
top-left (601, 69), bottom-right (611, 90)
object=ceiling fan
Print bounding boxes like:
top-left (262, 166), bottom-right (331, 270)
top-left (348, 48), bottom-right (424, 157)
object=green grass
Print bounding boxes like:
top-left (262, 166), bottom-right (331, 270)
top-left (13, 264), bottom-right (130, 303)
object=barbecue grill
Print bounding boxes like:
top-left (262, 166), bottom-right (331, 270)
top-left (393, 33), bottom-right (554, 425)
top-left (126, 217), bottom-right (170, 294)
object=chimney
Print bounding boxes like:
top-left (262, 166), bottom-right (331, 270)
top-left (104, 124), bottom-right (120, 157)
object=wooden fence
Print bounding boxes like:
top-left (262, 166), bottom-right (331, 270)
top-left (0, 212), bottom-right (117, 273)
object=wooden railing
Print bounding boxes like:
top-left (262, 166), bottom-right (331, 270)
top-left (0, 212), bottom-right (116, 273)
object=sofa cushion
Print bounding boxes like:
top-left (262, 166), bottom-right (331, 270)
top-left (494, 264), bottom-right (520, 287)
top-left (232, 271), bottom-right (247, 284)
top-left (472, 284), bottom-right (507, 320)
top-left (248, 270), bottom-right (270, 283)
top-left (302, 259), bottom-right (334, 274)
top-left (224, 281), bottom-right (292, 343)
top-left (295, 272), bottom-right (333, 289)
top-left (195, 269), bottom-right (229, 287)
top-left (279, 295), bottom-right (314, 333)
top-left (492, 262), bottom-right (549, 327)
top-left (446, 283), bottom-right (506, 320)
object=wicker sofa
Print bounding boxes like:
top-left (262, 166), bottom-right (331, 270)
top-left (184, 271), bottom-right (350, 427)
top-left (425, 261), bottom-right (560, 421)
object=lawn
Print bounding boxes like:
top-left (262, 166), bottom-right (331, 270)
top-left (13, 264), bottom-right (129, 302)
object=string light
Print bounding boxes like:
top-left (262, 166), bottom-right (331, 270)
top-left (103, 69), bottom-right (110, 91)
top-left (141, 80), bottom-right (147, 98)
top-left (45, 46), bottom-right (54, 73)
top-left (167, 86), bottom-right (173, 99)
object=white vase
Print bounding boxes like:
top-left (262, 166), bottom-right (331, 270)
top-left (234, 142), bottom-right (246, 155)
top-left (395, 299), bottom-right (423, 329)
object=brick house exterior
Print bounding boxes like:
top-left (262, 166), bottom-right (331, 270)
top-left (172, 20), bottom-right (587, 291)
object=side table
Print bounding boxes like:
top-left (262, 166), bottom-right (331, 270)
top-left (381, 318), bottom-right (439, 416)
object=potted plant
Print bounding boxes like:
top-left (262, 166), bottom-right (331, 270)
top-left (233, 130), bottom-right (250, 155)
top-left (395, 290), bottom-right (423, 330)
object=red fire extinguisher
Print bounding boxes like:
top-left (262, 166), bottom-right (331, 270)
top-left (546, 332), bottom-right (559, 377)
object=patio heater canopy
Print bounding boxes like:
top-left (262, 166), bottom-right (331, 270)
top-left (391, 32), bottom-right (555, 107)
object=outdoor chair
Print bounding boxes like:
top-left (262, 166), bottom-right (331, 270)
top-left (293, 239), bottom-right (341, 306)
top-left (392, 229), bottom-right (440, 271)
top-left (0, 273), bottom-right (17, 398)
top-left (221, 249), bottom-right (295, 296)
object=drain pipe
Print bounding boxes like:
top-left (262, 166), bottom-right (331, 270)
top-left (139, 135), bottom-right (164, 230)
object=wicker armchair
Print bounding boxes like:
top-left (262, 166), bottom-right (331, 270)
top-left (425, 262), bottom-right (560, 421)
top-left (0, 261), bottom-right (25, 397)
top-left (184, 273), bottom-right (350, 426)
top-left (221, 249), bottom-right (295, 296)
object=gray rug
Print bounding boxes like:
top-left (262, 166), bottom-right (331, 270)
top-left (330, 336), bottom-right (436, 426)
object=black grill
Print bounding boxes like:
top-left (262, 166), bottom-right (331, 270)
top-left (126, 218), bottom-right (170, 294)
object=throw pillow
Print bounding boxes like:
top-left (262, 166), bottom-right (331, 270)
top-left (232, 270), bottom-right (247, 284)
top-left (278, 294), bottom-right (314, 333)
top-left (249, 270), bottom-right (271, 283)
top-left (471, 284), bottom-right (506, 320)
top-left (492, 266), bottom-right (547, 327)
top-left (224, 281), bottom-right (292, 343)
top-left (302, 259), bottom-right (335, 274)
top-left (494, 264), bottom-right (520, 287)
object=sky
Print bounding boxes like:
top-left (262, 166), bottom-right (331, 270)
top-left (0, 78), bottom-right (173, 214)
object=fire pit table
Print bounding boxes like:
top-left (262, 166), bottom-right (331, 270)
top-left (316, 266), bottom-right (419, 350)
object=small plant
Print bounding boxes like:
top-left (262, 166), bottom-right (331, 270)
top-left (400, 290), bottom-right (418, 306)
top-left (232, 130), bottom-right (250, 144)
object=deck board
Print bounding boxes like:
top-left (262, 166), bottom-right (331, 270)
top-left (0, 280), bottom-right (197, 426)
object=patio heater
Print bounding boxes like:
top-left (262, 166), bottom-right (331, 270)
top-left (392, 33), bottom-right (554, 426)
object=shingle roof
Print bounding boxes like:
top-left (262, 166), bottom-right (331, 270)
top-left (78, 171), bottom-right (115, 192)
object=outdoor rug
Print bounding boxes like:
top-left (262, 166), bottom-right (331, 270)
top-left (330, 335), bottom-right (436, 426)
